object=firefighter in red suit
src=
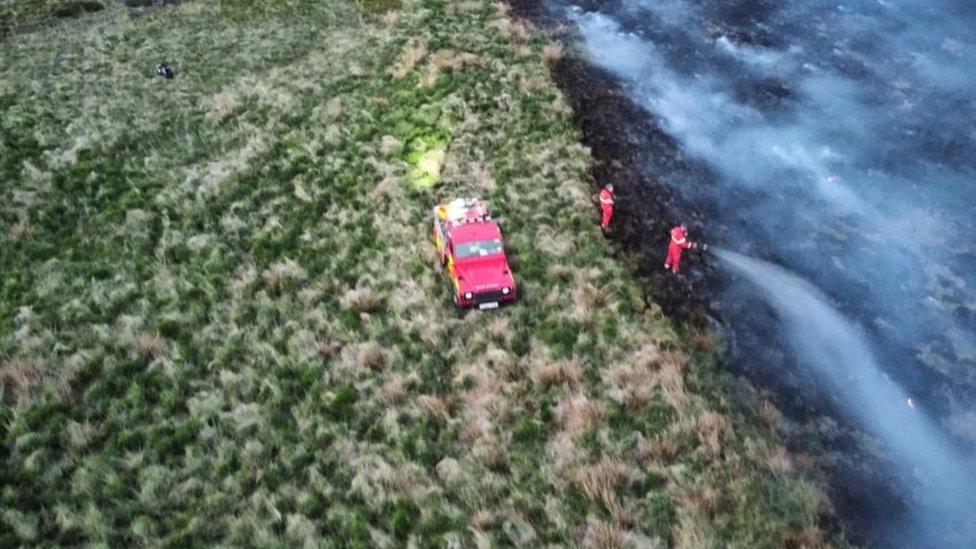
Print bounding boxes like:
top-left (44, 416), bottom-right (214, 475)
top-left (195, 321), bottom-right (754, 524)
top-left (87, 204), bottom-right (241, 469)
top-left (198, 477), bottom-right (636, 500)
top-left (665, 224), bottom-right (697, 273)
top-left (599, 184), bottom-right (615, 229)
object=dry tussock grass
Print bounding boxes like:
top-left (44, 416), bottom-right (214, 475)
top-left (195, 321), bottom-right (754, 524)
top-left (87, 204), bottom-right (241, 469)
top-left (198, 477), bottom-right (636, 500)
top-left (285, 513), bottom-right (319, 544)
top-left (418, 394), bottom-right (451, 418)
top-left (444, 156), bottom-right (497, 194)
top-left (231, 264), bottom-right (258, 295)
top-left (581, 518), bottom-right (629, 549)
top-left (339, 341), bottom-right (388, 373)
top-left (369, 177), bottom-right (403, 200)
top-left (469, 161), bottom-right (497, 192)
top-left (543, 43), bottom-right (564, 64)
top-left (491, 18), bottom-right (531, 44)
top-left (379, 134), bottom-right (401, 156)
top-left (468, 508), bottom-right (497, 534)
top-left (288, 328), bottom-right (322, 361)
top-left (537, 227), bottom-right (575, 258)
top-left (514, 44), bottom-right (534, 60)
top-left (486, 317), bottom-right (510, 344)
top-left (67, 420), bottom-right (99, 450)
top-left (324, 97), bottom-right (343, 119)
top-left (674, 511), bottom-right (714, 548)
top-left (696, 411), bottom-right (733, 457)
top-left (519, 74), bottom-right (549, 94)
top-left (459, 367), bottom-right (504, 419)
top-left (229, 402), bottom-right (264, 432)
top-left (263, 259), bottom-right (307, 292)
top-left (248, 79), bottom-right (297, 112)
top-left (420, 49), bottom-right (483, 86)
top-left (530, 358), bottom-right (583, 388)
top-left (339, 286), bottom-right (385, 313)
top-left (765, 444), bottom-right (795, 473)
top-left (133, 333), bottom-right (164, 361)
top-left (391, 39), bottom-right (427, 78)
top-left (208, 91), bottom-right (241, 121)
top-left (632, 343), bottom-right (663, 368)
top-left (606, 500), bottom-right (641, 531)
top-left (189, 132), bottom-right (271, 199)
top-left (432, 49), bottom-right (483, 71)
top-left (317, 338), bottom-right (342, 359)
top-left (659, 351), bottom-right (688, 409)
top-left (638, 420), bottom-right (695, 465)
top-left (602, 344), bottom-right (665, 410)
top-left (555, 392), bottom-right (606, 436)
top-left (558, 177), bottom-right (593, 208)
top-left (350, 456), bottom-right (431, 503)
top-left (457, 364), bottom-right (508, 462)
top-left (293, 181), bottom-right (313, 203)
top-left (602, 360), bottom-right (657, 409)
top-left (570, 283), bottom-right (609, 322)
top-left (471, 434), bottom-right (508, 470)
top-left (379, 373), bottom-right (417, 405)
top-left (482, 347), bottom-right (515, 374)
top-left (546, 431), bottom-right (582, 476)
top-left (0, 360), bottom-right (47, 404)
top-left (549, 263), bottom-right (574, 281)
top-left (572, 458), bottom-right (632, 508)
top-left (460, 420), bottom-right (489, 446)
top-left (673, 481), bottom-right (721, 519)
top-left (435, 457), bottom-right (462, 484)
top-left (636, 435), bottom-right (670, 466)
top-left (447, 1), bottom-right (482, 15)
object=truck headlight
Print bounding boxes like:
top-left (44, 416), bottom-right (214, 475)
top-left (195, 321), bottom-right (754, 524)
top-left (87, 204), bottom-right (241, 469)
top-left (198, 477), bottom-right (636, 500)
top-left (501, 287), bottom-right (510, 295)
top-left (464, 292), bottom-right (474, 300)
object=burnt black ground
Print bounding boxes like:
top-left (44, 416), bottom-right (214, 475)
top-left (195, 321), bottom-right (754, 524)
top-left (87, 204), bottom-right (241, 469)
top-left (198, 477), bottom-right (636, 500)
top-left (506, 1), bottom-right (915, 545)
top-left (552, 57), bottom-right (717, 322)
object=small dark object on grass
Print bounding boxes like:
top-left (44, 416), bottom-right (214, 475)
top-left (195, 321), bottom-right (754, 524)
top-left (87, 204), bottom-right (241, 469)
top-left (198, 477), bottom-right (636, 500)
top-left (156, 63), bottom-right (174, 79)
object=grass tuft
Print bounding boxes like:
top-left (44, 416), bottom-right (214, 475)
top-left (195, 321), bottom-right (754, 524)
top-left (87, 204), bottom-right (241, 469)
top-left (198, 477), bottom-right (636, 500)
top-left (0, 361), bottom-right (47, 404)
top-left (572, 458), bottom-right (633, 509)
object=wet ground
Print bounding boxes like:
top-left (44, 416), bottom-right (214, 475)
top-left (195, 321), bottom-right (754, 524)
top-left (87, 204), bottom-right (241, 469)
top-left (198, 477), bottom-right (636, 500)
top-left (509, 0), bottom-right (976, 546)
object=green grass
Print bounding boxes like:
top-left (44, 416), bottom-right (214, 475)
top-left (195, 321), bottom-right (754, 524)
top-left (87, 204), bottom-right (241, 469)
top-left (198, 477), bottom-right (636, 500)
top-left (0, 0), bottom-right (837, 545)
top-left (0, 0), bottom-right (107, 35)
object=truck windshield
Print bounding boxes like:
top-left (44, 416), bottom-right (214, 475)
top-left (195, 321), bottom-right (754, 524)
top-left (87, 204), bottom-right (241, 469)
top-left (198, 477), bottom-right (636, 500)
top-left (454, 239), bottom-right (503, 259)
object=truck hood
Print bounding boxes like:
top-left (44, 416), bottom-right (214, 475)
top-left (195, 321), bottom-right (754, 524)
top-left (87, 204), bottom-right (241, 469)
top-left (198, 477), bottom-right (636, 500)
top-left (455, 256), bottom-right (514, 292)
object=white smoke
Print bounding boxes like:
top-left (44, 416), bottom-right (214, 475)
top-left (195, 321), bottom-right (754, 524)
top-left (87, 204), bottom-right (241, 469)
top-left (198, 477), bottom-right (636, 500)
top-left (714, 249), bottom-right (976, 546)
top-left (562, 0), bottom-right (976, 544)
top-left (565, 1), bottom-right (976, 401)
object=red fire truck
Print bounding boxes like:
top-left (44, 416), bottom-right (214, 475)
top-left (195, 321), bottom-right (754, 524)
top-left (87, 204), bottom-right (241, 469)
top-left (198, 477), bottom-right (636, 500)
top-left (433, 198), bottom-right (517, 309)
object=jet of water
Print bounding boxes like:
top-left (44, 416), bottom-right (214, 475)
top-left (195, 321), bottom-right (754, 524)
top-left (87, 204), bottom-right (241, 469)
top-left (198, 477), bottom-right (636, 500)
top-left (711, 247), bottom-right (976, 546)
